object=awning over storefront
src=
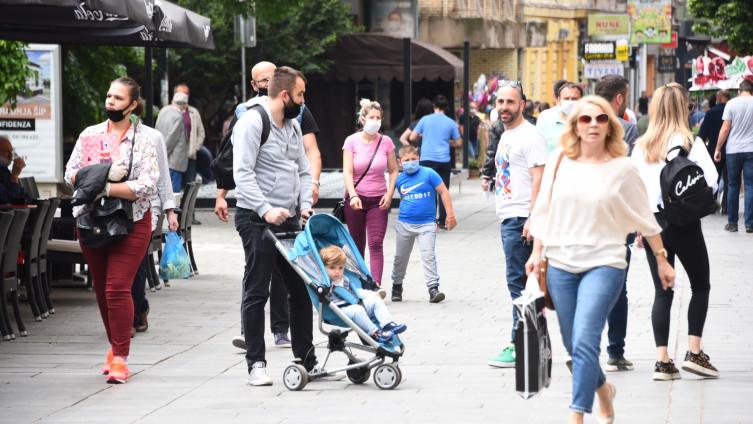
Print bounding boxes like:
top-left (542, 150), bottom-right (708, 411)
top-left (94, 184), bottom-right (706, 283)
top-left (326, 33), bottom-right (463, 82)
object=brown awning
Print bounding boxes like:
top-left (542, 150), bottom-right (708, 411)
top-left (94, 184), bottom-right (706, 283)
top-left (325, 33), bottom-right (463, 82)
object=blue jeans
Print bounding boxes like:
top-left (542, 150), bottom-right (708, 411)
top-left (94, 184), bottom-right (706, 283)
top-left (606, 233), bottom-right (634, 359)
top-left (169, 169), bottom-right (183, 193)
top-left (500, 217), bottom-right (532, 342)
top-left (726, 152), bottom-right (753, 228)
top-left (340, 290), bottom-right (392, 335)
top-left (547, 265), bottom-right (625, 414)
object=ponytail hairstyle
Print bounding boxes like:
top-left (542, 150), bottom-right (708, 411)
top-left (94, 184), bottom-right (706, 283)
top-left (112, 76), bottom-right (144, 116)
top-left (357, 98), bottom-right (383, 127)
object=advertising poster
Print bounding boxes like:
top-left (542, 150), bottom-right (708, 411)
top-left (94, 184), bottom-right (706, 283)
top-left (690, 55), bottom-right (753, 91)
top-left (627, 0), bottom-right (671, 45)
top-left (0, 44), bottom-right (62, 183)
top-left (370, 0), bottom-right (417, 39)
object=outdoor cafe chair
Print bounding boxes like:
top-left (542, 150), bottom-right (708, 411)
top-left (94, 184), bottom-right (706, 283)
top-left (182, 182), bottom-right (200, 276)
top-left (2, 209), bottom-right (30, 339)
top-left (19, 176), bottom-right (40, 200)
top-left (20, 200), bottom-right (50, 321)
top-left (37, 197), bottom-right (60, 314)
top-left (147, 211), bottom-right (165, 292)
top-left (0, 211), bottom-right (15, 339)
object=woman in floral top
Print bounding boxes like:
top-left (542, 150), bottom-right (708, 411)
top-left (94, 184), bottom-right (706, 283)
top-left (64, 77), bottom-right (159, 384)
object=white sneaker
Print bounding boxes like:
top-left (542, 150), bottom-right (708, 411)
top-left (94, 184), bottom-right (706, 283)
top-left (232, 335), bottom-right (246, 351)
top-left (247, 362), bottom-right (273, 386)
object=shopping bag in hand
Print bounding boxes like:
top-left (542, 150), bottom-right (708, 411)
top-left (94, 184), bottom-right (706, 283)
top-left (159, 232), bottom-right (192, 280)
top-left (513, 274), bottom-right (552, 399)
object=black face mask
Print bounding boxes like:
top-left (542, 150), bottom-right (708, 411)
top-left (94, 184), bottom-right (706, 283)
top-left (256, 87), bottom-right (268, 97)
top-left (283, 95), bottom-right (302, 120)
top-left (105, 105), bottom-right (130, 123)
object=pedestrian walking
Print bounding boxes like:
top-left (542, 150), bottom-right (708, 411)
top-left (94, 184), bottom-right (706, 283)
top-left (714, 79), bottom-right (753, 233)
top-left (232, 66), bottom-right (318, 386)
top-left (484, 82), bottom-right (547, 369)
top-left (536, 82), bottom-right (583, 152)
top-left (632, 82), bottom-right (720, 381)
top-left (458, 102), bottom-right (481, 158)
top-left (390, 145), bottom-right (457, 303)
top-left (409, 95), bottom-right (462, 228)
top-left (155, 91), bottom-right (189, 193)
top-left (342, 98), bottom-right (398, 286)
top-left (593, 74), bottom-right (643, 372)
top-left (64, 77), bottom-right (160, 383)
top-left (173, 83), bottom-right (205, 189)
top-left (698, 90), bottom-right (730, 210)
top-left (399, 98), bottom-right (433, 147)
top-left (130, 115), bottom-right (179, 336)
top-left (527, 95), bottom-right (675, 423)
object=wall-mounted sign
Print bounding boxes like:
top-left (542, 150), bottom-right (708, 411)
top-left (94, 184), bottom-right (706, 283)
top-left (584, 42), bottom-right (616, 60)
top-left (587, 13), bottom-right (630, 39)
top-left (628, 0), bottom-right (672, 44)
top-left (584, 61), bottom-right (625, 79)
top-left (661, 32), bottom-right (678, 49)
top-left (658, 55), bottom-right (676, 73)
top-left (616, 39), bottom-right (630, 61)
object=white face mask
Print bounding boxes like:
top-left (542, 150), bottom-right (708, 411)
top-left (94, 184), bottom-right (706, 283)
top-left (363, 119), bottom-right (382, 135)
top-left (560, 100), bottom-right (577, 117)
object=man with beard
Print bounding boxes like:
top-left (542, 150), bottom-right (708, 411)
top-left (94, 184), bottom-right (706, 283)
top-left (483, 82), bottom-right (547, 368)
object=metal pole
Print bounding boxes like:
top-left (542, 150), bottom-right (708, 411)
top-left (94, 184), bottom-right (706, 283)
top-left (403, 37), bottom-right (412, 132)
top-left (145, 46), bottom-right (153, 126)
top-left (462, 41), bottom-right (470, 169)
top-left (241, 16), bottom-right (247, 101)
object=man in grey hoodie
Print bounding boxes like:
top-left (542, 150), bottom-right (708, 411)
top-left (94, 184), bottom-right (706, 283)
top-left (232, 66), bottom-right (316, 386)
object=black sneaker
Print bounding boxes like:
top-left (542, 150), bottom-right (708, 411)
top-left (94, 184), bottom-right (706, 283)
top-left (725, 223), bottom-right (738, 232)
top-left (746, 227), bottom-right (753, 233)
top-left (681, 350), bottom-right (719, 378)
top-left (391, 284), bottom-right (403, 302)
top-left (653, 360), bottom-right (681, 381)
top-left (429, 287), bottom-right (445, 303)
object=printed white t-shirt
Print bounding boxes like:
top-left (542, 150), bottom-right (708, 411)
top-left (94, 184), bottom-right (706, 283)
top-left (494, 120), bottom-right (548, 221)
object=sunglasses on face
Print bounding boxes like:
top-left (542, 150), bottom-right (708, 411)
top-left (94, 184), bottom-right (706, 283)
top-left (578, 114), bottom-right (609, 124)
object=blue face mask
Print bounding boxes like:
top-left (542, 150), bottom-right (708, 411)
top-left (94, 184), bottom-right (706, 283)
top-left (402, 160), bottom-right (420, 175)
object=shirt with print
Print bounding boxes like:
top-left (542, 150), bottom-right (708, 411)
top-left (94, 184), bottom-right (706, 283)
top-left (494, 120), bottom-right (548, 221)
top-left (342, 133), bottom-right (395, 198)
top-left (396, 166), bottom-right (443, 225)
top-left (414, 112), bottom-right (460, 163)
top-left (721, 95), bottom-right (753, 154)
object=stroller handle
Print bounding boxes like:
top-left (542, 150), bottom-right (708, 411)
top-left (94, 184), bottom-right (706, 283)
top-left (263, 229), bottom-right (301, 241)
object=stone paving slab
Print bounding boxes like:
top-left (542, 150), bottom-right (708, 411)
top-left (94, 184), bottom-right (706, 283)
top-left (1, 182), bottom-right (752, 423)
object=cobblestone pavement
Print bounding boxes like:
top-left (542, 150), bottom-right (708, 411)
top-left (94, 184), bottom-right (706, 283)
top-left (1, 180), bottom-right (751, 423)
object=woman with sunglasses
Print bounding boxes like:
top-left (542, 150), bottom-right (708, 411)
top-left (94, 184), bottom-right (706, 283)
top-left (526, 95), bottom-right (675, 424)
top-left (631, 83), bottom-right (720, 381)
top-left (65, 77), bottom-right (159, 384)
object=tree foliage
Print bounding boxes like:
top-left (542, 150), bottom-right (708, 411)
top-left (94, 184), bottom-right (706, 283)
top-left (0, 41), bottom-right (33, 108)
top-left (689, 0), bottom-right (753, 55)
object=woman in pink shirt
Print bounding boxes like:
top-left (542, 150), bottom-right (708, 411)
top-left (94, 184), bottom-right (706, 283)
top-left (342, 99), bottom-right (398, 285)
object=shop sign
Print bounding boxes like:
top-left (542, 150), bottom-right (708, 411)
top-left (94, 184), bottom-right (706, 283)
top-left (587, 13), bottom-right (630, 38)
top-left (661, 32), bottom-right (678, 49)
top-left (584, 61), bottom-right (624, 79)
top-left (658, 55), bottom-right (676, 72)
top-left (584, 42), bottom-right (616, 60)
top-left (616, 39), bottom-right (630, 62)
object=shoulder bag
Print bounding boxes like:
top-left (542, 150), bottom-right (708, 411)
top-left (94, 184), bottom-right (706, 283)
top-left (332, 135), bottom-right (384, 223)
top-left (76, 126), bottom-right (137, 248)
top-left (538, 151), bottom-right (564, 310)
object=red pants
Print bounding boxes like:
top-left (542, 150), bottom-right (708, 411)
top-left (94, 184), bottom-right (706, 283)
top-left (80, 215), bottom-right (151, 357)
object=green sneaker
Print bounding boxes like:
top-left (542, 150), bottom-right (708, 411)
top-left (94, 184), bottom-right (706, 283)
top-left (487, 345), bottom-right (516, 368)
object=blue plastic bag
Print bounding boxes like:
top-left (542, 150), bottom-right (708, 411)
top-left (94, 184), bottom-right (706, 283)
top-left (159, 232), bottom-right (192, 280)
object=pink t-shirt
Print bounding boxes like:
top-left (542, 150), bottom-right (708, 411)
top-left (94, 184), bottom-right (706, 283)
top-left (342, 133), bottom-right (395, 197)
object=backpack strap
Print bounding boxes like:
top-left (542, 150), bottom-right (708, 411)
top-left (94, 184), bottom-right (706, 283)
top-left (247, 104), bottom-right (270, 146)
top-left (665, 145), bottom-right (689, 162)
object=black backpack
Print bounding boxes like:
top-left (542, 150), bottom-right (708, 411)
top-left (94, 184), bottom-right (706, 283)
top-left (658, 145), bottom-right (718, 226)
top-left (211, 103), bottom-right (270, 190)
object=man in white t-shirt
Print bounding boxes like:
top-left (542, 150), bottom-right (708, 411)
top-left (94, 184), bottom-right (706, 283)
top-left (481, 83), bottom-right (547, 368)
top-left (714, 79), bottom-right (753, 233)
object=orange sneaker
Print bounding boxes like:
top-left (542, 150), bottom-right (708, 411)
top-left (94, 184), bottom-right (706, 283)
top-left (107, 357), bottom-right (130, 384)
top-left (101, 348), bottom-right (113, 375)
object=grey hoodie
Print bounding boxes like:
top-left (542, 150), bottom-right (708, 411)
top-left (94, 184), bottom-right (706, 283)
top-left (232, 96), bottom-right (312, 218)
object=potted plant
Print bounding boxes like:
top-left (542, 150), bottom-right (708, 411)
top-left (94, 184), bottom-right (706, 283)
top-left (468, 158), bottom-right (480, 179)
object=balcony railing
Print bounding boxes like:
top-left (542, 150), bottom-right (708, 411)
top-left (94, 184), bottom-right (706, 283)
top-left (419, 0), bottom-right (519, 23)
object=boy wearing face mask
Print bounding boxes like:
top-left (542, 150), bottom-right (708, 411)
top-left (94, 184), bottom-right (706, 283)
top-left (0, 135), bottom-right (27, 205)
top-left (390, 146), bottom-right (457, 303)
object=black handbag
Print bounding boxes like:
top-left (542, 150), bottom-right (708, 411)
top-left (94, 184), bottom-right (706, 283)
top-left (76, 127), bottom-right (136, 248)
top-left (333, 135), bottom-right (383, 223)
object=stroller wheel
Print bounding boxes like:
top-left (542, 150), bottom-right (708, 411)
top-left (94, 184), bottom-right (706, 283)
top-left (373, 364), bottom-right (401, 390)
top-left (283, 364), bottom-right (309, 391)
top-left (346, 360), bottom-right (371, 384)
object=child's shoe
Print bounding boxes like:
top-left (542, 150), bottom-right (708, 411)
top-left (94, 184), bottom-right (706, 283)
top-left (372, 329), bottom-right (394, 343)
top-left (101, 348), bottom-right (113, 375)
top-left (382, 322), bottom-right (407, 334)
top-left (429, 287), bottom-right (445, 303)
top-left (107, 357), bottom-right (130, 384)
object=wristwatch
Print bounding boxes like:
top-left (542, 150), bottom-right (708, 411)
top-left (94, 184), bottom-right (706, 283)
top-left (654, 248), bottom-right (668, 259)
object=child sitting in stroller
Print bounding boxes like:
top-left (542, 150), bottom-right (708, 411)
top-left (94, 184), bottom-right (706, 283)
top-left (320, 245), bottom-right (406, 343)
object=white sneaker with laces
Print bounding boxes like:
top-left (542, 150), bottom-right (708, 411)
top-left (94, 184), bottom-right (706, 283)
top-left (247, 362), bottom-right (273, 386)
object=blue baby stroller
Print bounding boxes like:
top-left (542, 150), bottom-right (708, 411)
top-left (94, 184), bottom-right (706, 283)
top-left (265, 213), bottom-right (404, 391)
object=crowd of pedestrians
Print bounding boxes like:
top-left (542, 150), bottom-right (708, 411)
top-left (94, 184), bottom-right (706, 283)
top-left (53, 53), bottom-right (752, 424)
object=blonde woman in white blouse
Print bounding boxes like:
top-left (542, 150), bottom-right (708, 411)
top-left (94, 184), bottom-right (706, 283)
top-left (631, 82), bottom-right (720, 381)
top-left (526, 95), bottom-right (675, 424)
